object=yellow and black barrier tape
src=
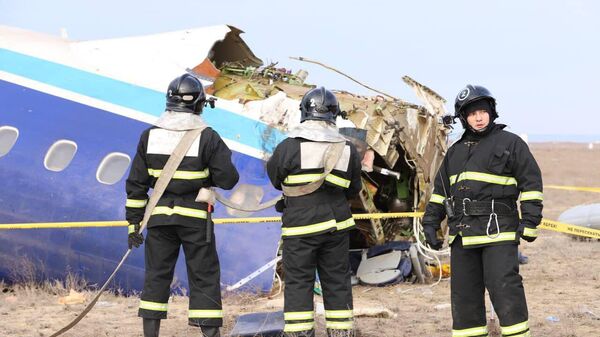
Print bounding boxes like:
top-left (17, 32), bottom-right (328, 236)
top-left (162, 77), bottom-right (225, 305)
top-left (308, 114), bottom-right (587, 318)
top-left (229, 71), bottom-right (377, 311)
top-left (539, 219), bottom-right (600, 239)
top-left (0, 212), bottom-right (423, 229)
top-left (1, 212), bottom-right (599, 239)
top-left (545, 185), bottom-right (600, 193)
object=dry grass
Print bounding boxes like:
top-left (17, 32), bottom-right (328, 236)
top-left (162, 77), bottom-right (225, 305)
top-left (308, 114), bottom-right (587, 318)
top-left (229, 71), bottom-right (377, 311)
top-left (1, 143), bottom-right (599, 336)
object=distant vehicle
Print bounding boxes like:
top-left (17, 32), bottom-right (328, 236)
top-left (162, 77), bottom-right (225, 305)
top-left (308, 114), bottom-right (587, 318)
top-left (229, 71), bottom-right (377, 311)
top-left (0, 25), bottom-right (449, 292)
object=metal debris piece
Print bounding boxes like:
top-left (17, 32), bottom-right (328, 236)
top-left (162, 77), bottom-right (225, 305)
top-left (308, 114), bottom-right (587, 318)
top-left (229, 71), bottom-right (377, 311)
top-left (211, 60), bottom-right (449, 244)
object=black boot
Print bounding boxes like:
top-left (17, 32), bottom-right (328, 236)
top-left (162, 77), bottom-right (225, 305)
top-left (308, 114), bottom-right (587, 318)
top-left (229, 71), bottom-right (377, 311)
top-left (200, 326), bottom-right (221, 337)
top-left (143, 318), bottom-right (161, 337)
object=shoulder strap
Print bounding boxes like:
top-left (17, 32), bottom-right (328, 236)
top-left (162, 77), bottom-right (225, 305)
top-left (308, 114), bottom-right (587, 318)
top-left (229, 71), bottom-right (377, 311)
top-left (282, 140), bottom-right (346, 197)
top-left (138, 126), bottom-right (206, 233)
top-left (48, 126), bottom-right (207, 337)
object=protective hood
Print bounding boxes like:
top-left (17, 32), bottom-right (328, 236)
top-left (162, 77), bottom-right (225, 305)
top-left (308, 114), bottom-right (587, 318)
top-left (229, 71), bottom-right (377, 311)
top-left (154, 110), bottom-right (208, 131)
top-left (287, 120), bottom-right (346, 142)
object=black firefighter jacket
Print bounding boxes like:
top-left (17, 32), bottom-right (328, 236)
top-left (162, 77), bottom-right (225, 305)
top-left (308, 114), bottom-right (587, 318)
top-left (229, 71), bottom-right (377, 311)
top-left (125, 126), bottom-right (239, 228)
top-left (267, 137), bottom-right (362, 238)
top-left (423, 124), bottom-right (543, 248)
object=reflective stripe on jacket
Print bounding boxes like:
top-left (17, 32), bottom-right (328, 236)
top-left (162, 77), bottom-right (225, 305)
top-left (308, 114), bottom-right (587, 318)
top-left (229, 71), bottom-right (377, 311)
top-left (125, 126), bottom-right (239, 228)
top-left (267, 137), bottom-right (362, 238)
top-left (423, 124), bottom-right (543, 248)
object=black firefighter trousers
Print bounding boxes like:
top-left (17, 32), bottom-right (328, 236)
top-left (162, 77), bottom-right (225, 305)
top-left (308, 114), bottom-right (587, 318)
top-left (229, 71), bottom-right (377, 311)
top-left (138, 225), bottom-right (223, 327)
top-left (451, 236), bottom-right (530, 337)
top-left (282, 230), bottom-right (354, 337)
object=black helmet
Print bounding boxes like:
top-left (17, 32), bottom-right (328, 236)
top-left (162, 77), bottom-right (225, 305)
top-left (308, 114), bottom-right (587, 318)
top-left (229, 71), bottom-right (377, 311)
top-left (454, 84), bottom-right (498, 127)
top-left (166, 74), bottom-right (206, 114)
top-left (299, 87), bottom-right (340, 124)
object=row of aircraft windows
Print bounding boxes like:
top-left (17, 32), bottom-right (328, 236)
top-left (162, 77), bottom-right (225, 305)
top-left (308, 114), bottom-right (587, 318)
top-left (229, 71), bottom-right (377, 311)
top-left (0, 125), bottom-right (131, 185)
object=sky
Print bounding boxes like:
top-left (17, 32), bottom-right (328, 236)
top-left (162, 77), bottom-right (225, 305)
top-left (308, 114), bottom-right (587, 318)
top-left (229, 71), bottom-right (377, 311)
top-left (1, 0), bottom-right (599, 139)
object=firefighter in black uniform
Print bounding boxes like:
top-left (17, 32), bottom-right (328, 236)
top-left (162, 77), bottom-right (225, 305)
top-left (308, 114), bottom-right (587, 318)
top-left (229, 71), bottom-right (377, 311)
top-left (126, 73), bottom-right (239, 337)
top-left (267, 87), bottom-right (362, 337)
top-left (423, 85), bottom-right (543, 337)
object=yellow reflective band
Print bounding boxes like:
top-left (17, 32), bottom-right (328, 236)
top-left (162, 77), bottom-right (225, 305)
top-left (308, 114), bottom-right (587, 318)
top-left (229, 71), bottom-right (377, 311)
top-left (126, 199), bottom-right (147, 208)
top-left (430, 194), bottom-right (445, 204)
top-left (284, 173), bottom-right (322, 184)
top-left (448, 235), bottom-right (457, 244)
top-left (523, 227), bottom-right (538, 237)
top-left (501, 320), bottom-right (529, 335)
top-left (128, 224), bottom-right (135, 234)
top-left (281, 219), bottom-right (337, 237)
top-left (284, 173), bottom-right (350, 188)
top-left (325, 174), bottom-right (351, 188)
top-left (188, 309), bottom-right (223, 318)
top-left (284, 322), bottom-right (315, 332)
top-left (147, 168), bottom-right (209, 180)
top-left (449, 171), bottom-right (517, 186)
top-left (325, 310), bottom-right (353, 319)
top-left (461, 232), bottom-right (516, 246)
top-left (284, 311), bottom-right (314, 321)
top-left (452, 325), bottom-right (488, 337)
top-left (520, 191), bottom-right (543, 201)
top-left (336, 218), bottom-right (355, 230)
top-left (152, 206), bottom-right (208, 219)
top-left (326, 320), bottom-right (354, 330)
top-left (139, 300), bottom-right (168, 312)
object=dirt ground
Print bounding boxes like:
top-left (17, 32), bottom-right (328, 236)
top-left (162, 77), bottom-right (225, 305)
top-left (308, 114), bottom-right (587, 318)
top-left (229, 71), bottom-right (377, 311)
top-left (1, 143), bottom-right (599, 337)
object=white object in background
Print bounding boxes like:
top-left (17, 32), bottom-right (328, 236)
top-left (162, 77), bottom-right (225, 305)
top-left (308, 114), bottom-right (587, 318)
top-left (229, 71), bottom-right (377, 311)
top-left (558, 203), bottom-right (600, 230)
top-left (356, 250), bottom-right (403, 285)
top-left (226, 256), bottom-right (282, 291)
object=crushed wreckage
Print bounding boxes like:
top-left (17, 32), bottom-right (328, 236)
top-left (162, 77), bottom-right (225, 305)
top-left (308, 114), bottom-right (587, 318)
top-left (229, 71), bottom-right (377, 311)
top-left (195, 58), bottom-right (450, 249)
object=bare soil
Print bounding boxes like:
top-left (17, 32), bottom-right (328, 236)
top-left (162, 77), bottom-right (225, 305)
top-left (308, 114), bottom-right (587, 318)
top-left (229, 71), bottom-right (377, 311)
top-left (1, 143), bottom-right (599, 337)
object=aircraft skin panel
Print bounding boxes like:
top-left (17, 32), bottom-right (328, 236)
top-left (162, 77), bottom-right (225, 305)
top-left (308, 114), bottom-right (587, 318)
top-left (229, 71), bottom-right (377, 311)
top-left (72, 25), bottom-right (234, 90)
top-left (0, 48), bottom-right (287, 158)
top-left (0, 47), bottom-right (164, 117)
top-left (0, 79), bottom-right (282, 292)
top-left (0, 25), bottom-right (240, 92)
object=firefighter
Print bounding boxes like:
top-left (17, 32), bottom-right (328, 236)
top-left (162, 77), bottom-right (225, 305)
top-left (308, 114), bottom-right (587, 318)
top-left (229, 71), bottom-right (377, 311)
top-left (267, 87), bottom-right (362, 337)
top-left (423, 85), bottom-right (543, 337)
top-left (126, 73), bottom-right (239, 337)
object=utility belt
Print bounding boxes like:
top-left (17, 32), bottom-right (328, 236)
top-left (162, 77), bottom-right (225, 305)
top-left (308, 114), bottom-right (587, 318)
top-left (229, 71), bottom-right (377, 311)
top-left (448, 198), bottom-right (518, 241)
top-left (284, 190), bottom-right (346, 208)
top-left (452, 198), bottom-right (517, 216)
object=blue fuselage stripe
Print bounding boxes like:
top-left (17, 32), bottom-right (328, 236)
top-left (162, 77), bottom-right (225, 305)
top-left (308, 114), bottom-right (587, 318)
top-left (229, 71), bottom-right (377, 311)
top-left (0, 48), bottom-right (161, 114)
top-left (0, 48), bottom-right (286, 154)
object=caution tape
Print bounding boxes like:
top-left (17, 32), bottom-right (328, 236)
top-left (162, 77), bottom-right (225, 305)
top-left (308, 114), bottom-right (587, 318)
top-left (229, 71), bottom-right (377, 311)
top-left (0, 218), bottom-right (280, 229)
top-left (0, 212), bottom-right (422, 229)
top-left (0, 221), bottom-right (128, 229)
top-left (545, 185), bottom-right (600, 193)
top-left (1, 212), bottom-right (599, 239)
top-left (539, 219), bottom-right (600, 239)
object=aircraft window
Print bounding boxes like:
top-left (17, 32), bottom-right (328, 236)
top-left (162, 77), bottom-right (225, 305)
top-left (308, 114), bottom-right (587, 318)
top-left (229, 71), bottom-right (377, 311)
top-left (0, 126), bottom-right (19, 158)
top-left (96, 152), bottom-right (131, 185)
top-left (44, 140), bottom-right (77, 171)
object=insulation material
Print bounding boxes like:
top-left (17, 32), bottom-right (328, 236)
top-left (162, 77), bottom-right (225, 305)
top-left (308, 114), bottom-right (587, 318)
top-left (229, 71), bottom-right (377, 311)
top-left (241, 91), bottom-right (301, 131)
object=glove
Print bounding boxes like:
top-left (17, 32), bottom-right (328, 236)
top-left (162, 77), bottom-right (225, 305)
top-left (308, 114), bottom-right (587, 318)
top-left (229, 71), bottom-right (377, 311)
top-left (518, 223), bottom-right (537, 243)
top-left (275, 198), bottom-right (286, 213)
top-left (128, 223), bottom-right (144, 249)
top-left (423, 225), bottom-right (443, 250)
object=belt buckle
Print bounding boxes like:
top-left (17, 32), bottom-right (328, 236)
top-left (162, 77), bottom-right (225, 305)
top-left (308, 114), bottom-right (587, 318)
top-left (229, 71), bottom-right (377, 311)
top-left (462, 198), bottom-right (471, 216)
